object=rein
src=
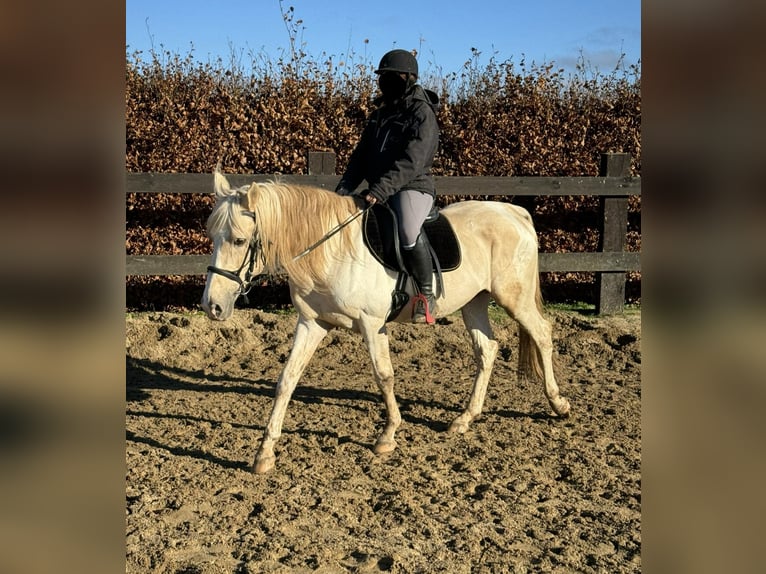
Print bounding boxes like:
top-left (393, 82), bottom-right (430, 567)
top-left (293, 204), bottom-right (371, 261)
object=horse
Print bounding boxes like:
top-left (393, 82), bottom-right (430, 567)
top-left (201, 168), bottom-right (570, 474)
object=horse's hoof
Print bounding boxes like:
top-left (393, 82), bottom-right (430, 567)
top-left (447, 413), bottom-right (473, 434)
top-left (448, 418), bottom-right (470, 434)
top-left (373, 439), bottom-right (397, 455)
top-left (552, 398), bottom-right (571, 418)
top-left (252, 456), bottom-right (275, 474)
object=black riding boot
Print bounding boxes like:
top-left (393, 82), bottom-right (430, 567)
top-left (403, 233), bottom-right (435, 324)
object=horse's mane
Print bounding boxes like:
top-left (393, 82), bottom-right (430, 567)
top-left (246, 181), bottom-right (359, 292)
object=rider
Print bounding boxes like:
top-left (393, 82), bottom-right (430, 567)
top-left (335, 49), bottom-right (440, 324)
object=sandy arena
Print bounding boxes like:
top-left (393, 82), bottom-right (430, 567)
top-left (126, 307), bottom-right (640, 573)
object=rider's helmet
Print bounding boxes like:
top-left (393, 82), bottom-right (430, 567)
top-left (375, 49), bottom-right (418, 78)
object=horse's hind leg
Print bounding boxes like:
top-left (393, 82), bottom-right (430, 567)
top-left (449, 292), bottom-right (499, 434)
top-left (253, 317), bottom-right (330, 474)
top-left (359, 315), bottom-right (401, 454)
top-left (508, 299), bottom-right (570, 417)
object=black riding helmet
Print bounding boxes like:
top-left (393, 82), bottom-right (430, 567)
top-left (375, 49), bottom-right (418, 77)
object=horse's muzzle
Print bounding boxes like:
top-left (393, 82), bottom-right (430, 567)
top-left (206, 302), bottom-right (226, 321)
top-left (201, 293), bottom-right (234, 321)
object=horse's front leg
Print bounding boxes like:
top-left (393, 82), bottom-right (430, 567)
top-left (359, 315), bottom-right (401, 455)
top-left (253, 317), bottom-right (329, 474)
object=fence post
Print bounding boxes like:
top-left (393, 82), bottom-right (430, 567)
top-left (596, 152), bottom-right (631, 314)
top-left (307, 151), bottom-right (337, 175)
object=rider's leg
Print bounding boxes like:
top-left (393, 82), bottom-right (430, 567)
top-left (391, 190), bottom-right (436, 324)
top-left (402, 233), bottom-right (436, 324)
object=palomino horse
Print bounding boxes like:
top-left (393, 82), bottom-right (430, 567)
top-left (201, 169), bottom-right (570, 473)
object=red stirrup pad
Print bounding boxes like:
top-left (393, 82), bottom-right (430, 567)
top-left (412, 294), bottom-right (435, 325)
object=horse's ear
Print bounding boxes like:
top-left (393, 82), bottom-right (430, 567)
top-left (237, 187), bottom-right (249, 208)
top-left (213, 165), bottom-right (231, 198)
top-left (242, 183), bottom-right (258, 210)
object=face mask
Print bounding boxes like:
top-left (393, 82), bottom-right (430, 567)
top-left (378, 72), bottom-right (407, 102)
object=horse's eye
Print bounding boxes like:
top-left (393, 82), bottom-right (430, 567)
top-left (234, 238), bottom-right (247, 247)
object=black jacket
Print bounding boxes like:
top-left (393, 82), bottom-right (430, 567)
top-left (336, 84), bottom-right (439, 202)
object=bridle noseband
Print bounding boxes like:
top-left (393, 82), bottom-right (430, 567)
top-left (206, 211), bottom-right (265, 304)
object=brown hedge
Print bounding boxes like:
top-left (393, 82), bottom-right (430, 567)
top-left (126, 49), bottom-right (640, 311)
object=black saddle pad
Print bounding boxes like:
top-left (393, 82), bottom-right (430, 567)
top-left (362, 204), bottom-right (461, 272)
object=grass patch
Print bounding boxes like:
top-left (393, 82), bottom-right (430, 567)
top-left (546, 301), bottom-right (596, 314)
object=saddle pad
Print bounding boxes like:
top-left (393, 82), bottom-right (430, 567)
top-left (362, 205), bottom-right (461, 272)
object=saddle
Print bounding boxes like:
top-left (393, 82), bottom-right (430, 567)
top-left (362, 203), bottom-right (461, 321)
top-left (362, 204), bottom-right (461, 272)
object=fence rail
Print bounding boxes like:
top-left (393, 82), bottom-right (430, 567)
top-left (126, 152), bottom-right (640, 313)
top-left (125, 173), bottom-right (640, 196)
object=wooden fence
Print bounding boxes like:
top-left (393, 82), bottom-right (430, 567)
top-left (126, 152), bottom-right (640, 314)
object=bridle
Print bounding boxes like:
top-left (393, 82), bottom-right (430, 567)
top-left (206, 205), bottom-right (369, 303)
top-left (206, 211), bottom-right (265, 304)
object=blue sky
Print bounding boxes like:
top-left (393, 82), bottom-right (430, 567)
top-left (126, 0), bottom-right (641, 76)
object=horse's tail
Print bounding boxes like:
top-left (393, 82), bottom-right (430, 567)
top-left (517, 274), bottom-right (545, 383)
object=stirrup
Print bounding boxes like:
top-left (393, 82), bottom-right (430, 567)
top-left (411, 293), bottom-right (435, 325)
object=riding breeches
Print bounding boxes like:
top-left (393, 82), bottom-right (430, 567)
top-left (389, 189), bottom-right (434, 248)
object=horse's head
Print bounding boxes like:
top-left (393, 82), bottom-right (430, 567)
top-left (200, 168), bottom-right (261, 321)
